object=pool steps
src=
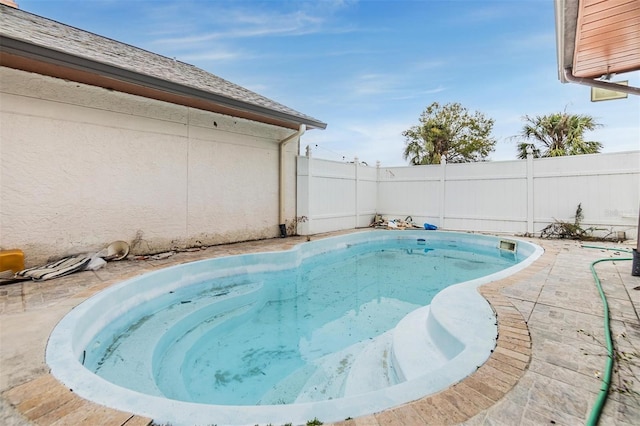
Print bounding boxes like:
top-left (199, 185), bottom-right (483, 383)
top-left (86, 282), bottom-right (266, 401)
top-left (261, 279), bottom-right (493, 403)
top-left (158, 300), bottom-right (258, 403)
top-left (343, 330), bottom-right (396, 396)
top-left (294, 339), bottom-right (371, 402)
top-left (155, 286), bottom-right (265, 401)
top-left (391, 306), bottom-right (450, 382)
top-left (90, 278), bottom-right (457, 403)
top-left (264, 302), bottom-right (462, 402)
top-left (261, 326), bottom-right (398, 403)
top-left (290, 304), bottom-right (463, 400)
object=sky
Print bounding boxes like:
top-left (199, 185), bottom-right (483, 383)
top-left (17, 0), bottom-right (640, 166)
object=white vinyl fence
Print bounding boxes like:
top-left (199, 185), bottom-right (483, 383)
top-left (297, 151), bottom-right (640, 238)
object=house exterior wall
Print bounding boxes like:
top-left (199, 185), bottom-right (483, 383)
top-left (0, 67), bottom-right (299, 266)
top-left (297, 151), bottom-right (639, 239)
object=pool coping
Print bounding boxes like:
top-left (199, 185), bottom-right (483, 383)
top-left (5, 230), bottom-right (634, 425)
top-left (43, 231), bottom-right (540, 425)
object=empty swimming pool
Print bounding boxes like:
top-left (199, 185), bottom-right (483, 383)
top-left (47, 230), bottom-right (542, 425)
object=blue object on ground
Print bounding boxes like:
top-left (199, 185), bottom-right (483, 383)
top-left (424, 223), bottom-right (438, 230)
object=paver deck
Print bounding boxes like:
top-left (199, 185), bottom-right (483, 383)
top-left (1, 231), bottom-right (638, 425)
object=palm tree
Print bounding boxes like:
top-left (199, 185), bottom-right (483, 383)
top-left (403, 138), bottom-right (427, 165)
top-left (515, 112), bottom-right (603, 159)
top-left (402, 123), bottom-right (451, 165)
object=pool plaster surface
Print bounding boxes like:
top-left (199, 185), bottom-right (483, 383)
top-left (45, 231), bottom-right (535, 426)
top-left (1, 230), bottom-right (639, 425)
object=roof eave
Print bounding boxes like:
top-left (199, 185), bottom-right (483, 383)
top-left (0, 35), bottom-right (327, 131)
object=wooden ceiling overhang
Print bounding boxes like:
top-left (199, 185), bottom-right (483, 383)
top-left (555, 0), bottom-right (640, 95)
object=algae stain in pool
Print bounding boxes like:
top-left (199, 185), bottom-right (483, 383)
top-left (85, 238), bottom-right (520, 406)
top-left (94, 313), bottom-right (153, 372)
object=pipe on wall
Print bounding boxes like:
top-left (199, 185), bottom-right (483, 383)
top-left (278, 124), bottom-right (306, 237)
top-left (563, 67), bottom-right (640, 96)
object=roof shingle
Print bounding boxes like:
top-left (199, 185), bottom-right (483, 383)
top-left (0, 5), bottom-right (326, 129)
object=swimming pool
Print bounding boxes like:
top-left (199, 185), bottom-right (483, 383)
top-left (47, 230), bottom-right (542, 425)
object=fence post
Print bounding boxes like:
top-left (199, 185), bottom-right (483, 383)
top-left (527, 147), bottom-right (534, 234)
top-left (304, 146), bottom-right (312, 234)
top-left (376, 161), bottom-right (381, 220)
top-left (354, 156), bottom-right (359, 228)
top-left (440, 157), bottom-right (446, 228)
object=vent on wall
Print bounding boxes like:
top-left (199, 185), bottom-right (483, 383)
top-left (499, 240), bottom-right (517, 252)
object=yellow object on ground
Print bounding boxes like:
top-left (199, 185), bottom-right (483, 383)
top-left (0, 249), bottom-right (25, 273)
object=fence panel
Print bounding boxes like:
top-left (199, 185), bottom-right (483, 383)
top-left (532, 152), bottom-right (639, 236)
top-left (357, 165), bottom-right (378, 228)
top-left (377, 165), bottom-right (440, 225)
top-left (297, 151), bottom-right (639, 238)
top-left (297, 157), bottom-right (357, 234)
top-left (443, 161), bottom-right (528, 233)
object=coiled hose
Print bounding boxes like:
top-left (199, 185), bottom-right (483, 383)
top-left (581, 245), bottom-right (633, 426)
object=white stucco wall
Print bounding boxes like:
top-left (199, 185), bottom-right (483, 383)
top-left (0, 67), bottom-right (300, 266)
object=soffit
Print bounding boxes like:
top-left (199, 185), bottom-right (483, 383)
top-left (572, 0), bottom-right (640, 78)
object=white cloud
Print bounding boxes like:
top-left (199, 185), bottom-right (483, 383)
top-left (343, 72), bottom-right (446, 101)
top-left (447, 4), bottom-right (511, 25)
top-left (148, 3), bottom-right (356, 49)
top-left (411, 59), bottom-right (447, 71)
top-left (178, 49), bottom-right (243, 62)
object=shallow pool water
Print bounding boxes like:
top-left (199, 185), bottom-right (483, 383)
top-left (85, 239), bottom-right (519, 406)
top-left (47, 230), bottom-right (542, 426)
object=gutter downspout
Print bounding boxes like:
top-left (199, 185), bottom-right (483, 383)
top-left (562, 67), bottom-right (640, 269)
top-left (563, 68), bottom-right (640, 96)
top-left (278, 124), bottom-right (306, 237)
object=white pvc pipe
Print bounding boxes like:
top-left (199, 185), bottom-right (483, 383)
top-left (279, 124), bottom-right (306, 235)
top-left (563, 68), bottom-right (640, 96)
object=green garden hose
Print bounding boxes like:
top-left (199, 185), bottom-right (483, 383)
top-left (581, 245), bottom-right (633, 425)
top-left (581, 245), bottom-right (632, 254)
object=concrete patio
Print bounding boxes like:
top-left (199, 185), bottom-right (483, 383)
top-left (1, 231), bottom-right (638, 425)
